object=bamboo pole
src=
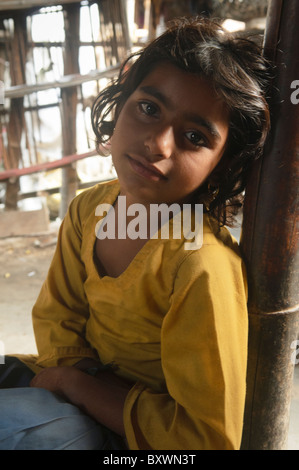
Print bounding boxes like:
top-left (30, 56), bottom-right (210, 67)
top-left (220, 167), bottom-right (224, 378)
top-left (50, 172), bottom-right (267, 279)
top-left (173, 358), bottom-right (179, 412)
top-left (240, 0), bottom-right (299, 450)
top-left (59, 3), bottom-right (80, 219)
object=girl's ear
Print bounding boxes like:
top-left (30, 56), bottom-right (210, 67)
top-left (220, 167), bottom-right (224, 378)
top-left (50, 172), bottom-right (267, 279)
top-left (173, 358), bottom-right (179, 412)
top-left (97, 141), bottom-right (112, 156)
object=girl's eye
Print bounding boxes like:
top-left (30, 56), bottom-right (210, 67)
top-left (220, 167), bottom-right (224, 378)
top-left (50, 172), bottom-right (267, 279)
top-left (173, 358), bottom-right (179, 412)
top-left (139, 102), bottom-right (159, 117)
top-left (185, 131), bottom-right (207, 147)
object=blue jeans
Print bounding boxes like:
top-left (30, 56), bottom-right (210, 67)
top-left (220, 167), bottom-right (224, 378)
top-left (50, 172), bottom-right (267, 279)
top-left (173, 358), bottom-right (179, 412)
top-left (0, 358), bottom-right (126, 450)
top-left (0, 387), bottom-right (126, 450)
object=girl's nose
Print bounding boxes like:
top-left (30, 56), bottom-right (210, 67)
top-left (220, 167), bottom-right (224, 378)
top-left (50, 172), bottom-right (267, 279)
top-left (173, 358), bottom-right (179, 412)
top-left (144, 126), bottom-right (175, 159)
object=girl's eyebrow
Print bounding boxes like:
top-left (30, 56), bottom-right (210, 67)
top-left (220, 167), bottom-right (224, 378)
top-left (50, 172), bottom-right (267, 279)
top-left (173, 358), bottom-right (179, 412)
top-left (139, 85), bottom-right (169, 107)
top-left (139, 85), bottom-right (221, 142)
top-left (185, 113), bottom-right (221, 142)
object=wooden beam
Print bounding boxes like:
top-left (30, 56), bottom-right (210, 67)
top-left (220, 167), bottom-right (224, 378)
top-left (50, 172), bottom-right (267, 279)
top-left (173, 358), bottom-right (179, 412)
top-left (0, 150), bottom-right (98, 181)
top-left (14, 178), bottom-right (115, 201)
top-left (0, 1), bottom-right (82, 12)
top-left (0, 204), bottom-right (49, 238)
top-left (3, 65), bottom-right (120, 99)
top-left (59, 2), bottom-right (81, 219)
top-left (5, 13), bottom-right (27, 210)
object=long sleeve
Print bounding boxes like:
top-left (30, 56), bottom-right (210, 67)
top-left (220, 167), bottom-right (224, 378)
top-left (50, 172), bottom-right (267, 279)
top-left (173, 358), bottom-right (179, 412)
top-left (123, 241), bottom-right (248, 450)
top-left (32, 196), bottom-right (98, 368)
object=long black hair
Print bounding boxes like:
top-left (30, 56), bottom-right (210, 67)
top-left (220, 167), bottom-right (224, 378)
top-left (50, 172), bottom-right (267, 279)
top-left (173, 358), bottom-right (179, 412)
top-left (91, 17), bottom-right (272, 227)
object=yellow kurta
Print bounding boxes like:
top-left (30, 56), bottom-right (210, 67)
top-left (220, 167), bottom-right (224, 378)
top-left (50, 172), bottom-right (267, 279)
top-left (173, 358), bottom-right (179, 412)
top-left (28, 179), bottom-right (248, 450)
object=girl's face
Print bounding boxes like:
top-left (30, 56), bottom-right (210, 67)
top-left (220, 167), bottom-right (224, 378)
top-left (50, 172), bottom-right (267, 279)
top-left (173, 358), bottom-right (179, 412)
top-left (111, 62), bottom-right (229, 207)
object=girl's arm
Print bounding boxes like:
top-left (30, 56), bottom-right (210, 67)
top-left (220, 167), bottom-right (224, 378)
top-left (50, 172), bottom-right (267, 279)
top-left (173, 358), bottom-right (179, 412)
top-left (123, 241), bottom-right (249, 450)
top-left (30, 366), bottom-right (132, 437)
top-left (32, 194), bottom-right (98, 368)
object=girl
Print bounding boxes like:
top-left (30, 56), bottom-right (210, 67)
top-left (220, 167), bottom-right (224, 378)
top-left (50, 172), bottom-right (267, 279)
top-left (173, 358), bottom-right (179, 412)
top-left (0, 17), bottom-right (271, 450)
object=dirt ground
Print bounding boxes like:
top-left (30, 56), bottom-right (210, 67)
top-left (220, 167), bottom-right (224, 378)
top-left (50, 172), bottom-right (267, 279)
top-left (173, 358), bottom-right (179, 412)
top-left (0, 229), bottom-right (58, 356)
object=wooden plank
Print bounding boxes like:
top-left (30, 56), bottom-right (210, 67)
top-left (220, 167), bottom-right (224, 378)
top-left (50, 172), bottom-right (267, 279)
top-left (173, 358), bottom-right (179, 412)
top-left (0, 204), bottom-right (49, 237)
top-left (4, 65), bottom-right (120, 99)
top-left (16, 177), bottom-right (115, 200)
top-left (0, 0), bottom-right (82, 12)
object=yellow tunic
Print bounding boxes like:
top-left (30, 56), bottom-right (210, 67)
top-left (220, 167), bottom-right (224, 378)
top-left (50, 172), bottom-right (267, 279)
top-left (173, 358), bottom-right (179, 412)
top-left (28, 179), bottom-right (248, 450)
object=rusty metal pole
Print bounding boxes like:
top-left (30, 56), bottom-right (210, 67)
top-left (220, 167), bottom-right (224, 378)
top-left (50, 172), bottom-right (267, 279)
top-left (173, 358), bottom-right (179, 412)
top-left (240, 0), bottom-right (299, 450)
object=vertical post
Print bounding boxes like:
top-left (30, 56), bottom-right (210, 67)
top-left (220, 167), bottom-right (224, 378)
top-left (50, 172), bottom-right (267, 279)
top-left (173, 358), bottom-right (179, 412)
top-left (240, 0), bottom-right (299, 450)
top-left (59, 3), bottom-right (80, 219)
top-left (120, 0), bottom-right (133, 53)
top-left (5, 14), bottom-right (27, 210)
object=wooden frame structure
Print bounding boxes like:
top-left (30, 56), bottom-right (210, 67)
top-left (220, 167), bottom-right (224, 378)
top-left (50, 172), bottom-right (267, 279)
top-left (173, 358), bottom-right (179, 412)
top-left (0, 0), bottom-right (130, 217)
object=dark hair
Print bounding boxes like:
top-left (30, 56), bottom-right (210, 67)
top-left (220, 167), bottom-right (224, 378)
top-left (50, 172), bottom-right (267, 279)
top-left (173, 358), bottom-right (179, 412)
top-left (91, 16), bottom-right (272, 227)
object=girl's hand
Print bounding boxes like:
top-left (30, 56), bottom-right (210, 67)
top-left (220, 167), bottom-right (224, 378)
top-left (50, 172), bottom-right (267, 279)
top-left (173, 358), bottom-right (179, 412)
top-left (30, 366), bottom-right (132, 436)
top-left (30, 366), bottom-right (77, 398)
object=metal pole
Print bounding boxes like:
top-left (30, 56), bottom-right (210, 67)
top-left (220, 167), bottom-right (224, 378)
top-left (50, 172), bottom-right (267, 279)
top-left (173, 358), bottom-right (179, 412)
top-left (240, 0), bottom-right (299, 450)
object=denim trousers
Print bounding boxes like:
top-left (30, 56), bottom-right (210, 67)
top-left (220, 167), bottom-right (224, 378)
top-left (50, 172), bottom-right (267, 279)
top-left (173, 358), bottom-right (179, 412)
top-left (0, 358), bottom-right (126, 450)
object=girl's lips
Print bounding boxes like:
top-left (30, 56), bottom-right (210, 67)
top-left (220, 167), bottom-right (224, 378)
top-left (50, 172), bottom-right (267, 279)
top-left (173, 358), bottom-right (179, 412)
top-left (127, 155), bottom-right (167, 181)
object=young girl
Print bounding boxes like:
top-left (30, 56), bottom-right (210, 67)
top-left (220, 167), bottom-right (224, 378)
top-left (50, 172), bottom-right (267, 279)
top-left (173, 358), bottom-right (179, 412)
top-left (0, 17), bottom-right (271, 450)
